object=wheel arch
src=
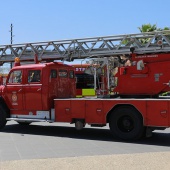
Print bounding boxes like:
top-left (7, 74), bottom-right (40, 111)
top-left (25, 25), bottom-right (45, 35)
top-left (106, 104), bottom-right (144, 124)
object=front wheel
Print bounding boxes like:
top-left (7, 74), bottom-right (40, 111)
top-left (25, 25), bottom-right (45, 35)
top-left (0, 105), bottom-right (7, 129)
top-left (109, 106), bottom-right (144, 140)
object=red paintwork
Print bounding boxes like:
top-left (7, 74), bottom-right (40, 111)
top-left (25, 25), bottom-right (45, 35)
top-left (131, 53), bottom-right (170, 63)
top-left (76, 89), bottom-right (83, 96)
top-left (114, 53), bottom-right (170, 96)
top-left (54, 98), bottom-right (170, 127)
top-left (2, 62), bottom-right (76, 116)
top-left (2, 53), bottom-right (170, 130)
top-left (72, 64), bottom-right (89, 73)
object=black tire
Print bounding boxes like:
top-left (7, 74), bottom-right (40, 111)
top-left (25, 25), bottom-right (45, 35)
top-left (0, 105), bottom-right (7, 129)
top-left (17, 122), bottom-right (31, 125)
top-left (109, 106), bottom-right (144, 140)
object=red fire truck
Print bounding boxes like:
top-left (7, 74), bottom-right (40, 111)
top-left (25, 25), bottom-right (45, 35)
top-left (0, 31), bottom-right (170, 141)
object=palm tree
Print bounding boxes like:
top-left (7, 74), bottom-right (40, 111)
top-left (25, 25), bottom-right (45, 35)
top-left (138, 24), bottom-right (158, 44)
top-left (138, 24), bottom-right (157, 33)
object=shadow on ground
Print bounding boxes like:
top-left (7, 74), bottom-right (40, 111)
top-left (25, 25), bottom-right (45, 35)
top-left (2, 121), bottom-right (170, 147)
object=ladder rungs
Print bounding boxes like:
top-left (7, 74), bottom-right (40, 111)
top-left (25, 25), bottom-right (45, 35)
top-left (1, 30), bottom-right (170, 63)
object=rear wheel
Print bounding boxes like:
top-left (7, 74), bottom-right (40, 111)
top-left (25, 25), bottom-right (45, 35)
top-left (109, 106), bottom-right (144, 140)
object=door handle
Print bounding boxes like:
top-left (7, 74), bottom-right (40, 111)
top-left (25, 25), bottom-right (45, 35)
top-left (18, 89), bottom-right (22, 92)
top-left (37, 88), bottom-right (41, 91)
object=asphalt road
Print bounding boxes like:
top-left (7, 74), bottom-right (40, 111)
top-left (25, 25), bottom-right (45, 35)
top-left (0, 120), bottom-right (170, 162)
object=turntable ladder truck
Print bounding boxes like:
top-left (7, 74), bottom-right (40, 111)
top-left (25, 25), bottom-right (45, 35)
top-left (0, 30), bottom-right (170, 140)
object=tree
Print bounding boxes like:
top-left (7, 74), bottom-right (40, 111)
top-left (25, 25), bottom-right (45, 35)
top-left (138, 24), bottom-right (158, 44)
top-left (138, 24), bottom-right (170, 44)
top-left (157, 26), bottom-right (170, 31)
top-left (138, 24), bottom-right (157, 33)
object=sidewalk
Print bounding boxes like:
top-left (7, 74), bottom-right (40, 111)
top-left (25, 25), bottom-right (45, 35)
top-left (1, 152), bottom-right (170, 170)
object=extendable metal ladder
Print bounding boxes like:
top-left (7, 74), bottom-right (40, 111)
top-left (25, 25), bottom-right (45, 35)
top-left (0, 30), bottom-right (170, 64)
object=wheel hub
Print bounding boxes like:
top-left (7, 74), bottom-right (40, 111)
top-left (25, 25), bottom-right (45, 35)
top-left (118, 116), bottom-right (134, 132)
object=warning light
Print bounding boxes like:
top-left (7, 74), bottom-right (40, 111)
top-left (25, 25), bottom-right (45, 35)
top-left (14, 57), bottom-right (20, 66)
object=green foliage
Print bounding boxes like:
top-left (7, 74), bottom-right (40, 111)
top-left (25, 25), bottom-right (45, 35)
top-left (121, 39), bottom-right (129, 45)
top-left (138, 24), bottom-right (157, 33)
top-left (157, 27), bottom-right (170, 31)
top-left (122, 24), bottom-right (170, 46)
top-left (138, 24), bottom-right (170, 44)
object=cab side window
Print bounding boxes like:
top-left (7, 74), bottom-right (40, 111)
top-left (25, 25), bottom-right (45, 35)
top-left (59, 70), bottom-right (68, 78)
top-left (50, 69), bottom-right (57, 78)
top-left (69, 70), bottom-right (74, 78)
top-left (8, 70), bottom-right (22, 84)
top-left (28, 70), bottom-right (41, 83)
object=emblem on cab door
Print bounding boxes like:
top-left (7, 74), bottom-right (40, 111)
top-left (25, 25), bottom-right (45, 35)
top-left (11, 92), bottom-right (17, 102)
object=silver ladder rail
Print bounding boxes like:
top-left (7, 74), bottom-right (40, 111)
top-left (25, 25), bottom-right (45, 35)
top-left (1, 30), bottom-right (170, 63)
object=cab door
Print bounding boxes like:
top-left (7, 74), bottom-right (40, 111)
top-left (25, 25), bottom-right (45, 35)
top-left (48, 69), bottom-right (58, 108)
top-left (23, 69), bottom-right (42, 110)
top-left (5, 70), bottom-right (24, 111)
top-left (58, 69), bottom-right (69, 97)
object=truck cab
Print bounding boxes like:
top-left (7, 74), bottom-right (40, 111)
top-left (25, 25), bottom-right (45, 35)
top-left (0, 62), bottom-right (76, 126)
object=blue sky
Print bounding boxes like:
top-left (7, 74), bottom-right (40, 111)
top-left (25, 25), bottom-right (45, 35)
top-left (0, 0), bottom-right (170, 45)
